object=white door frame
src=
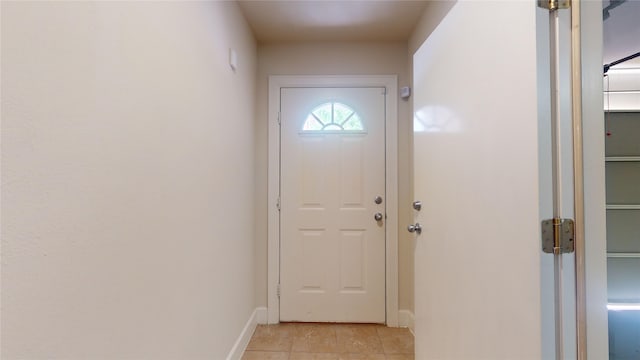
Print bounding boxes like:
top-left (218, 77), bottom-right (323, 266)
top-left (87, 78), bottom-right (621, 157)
top-left (267, 75), bottom-right (399, 325)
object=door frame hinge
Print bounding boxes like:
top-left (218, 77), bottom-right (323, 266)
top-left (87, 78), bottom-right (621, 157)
top-left (537, 0), bottom-right (570, 10)
top-left (277, 111), bottom-right (281, 125)
top-left (541, 218), bottom-right (575, 254)
top-left (276, 196), bottom-right (281, 211)
top-left (277, 283), bottom-right (281, 298)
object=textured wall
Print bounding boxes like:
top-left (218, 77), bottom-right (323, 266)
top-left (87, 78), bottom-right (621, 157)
top-left (1, 2), bottom-right (257, 359)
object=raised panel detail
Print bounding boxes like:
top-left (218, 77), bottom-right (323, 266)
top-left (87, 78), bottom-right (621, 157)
top-left (340, 138), bottom-right (365, 207)
top-left (299, 137), bottom-right (326, 207)
top-left (340, 230), bottom-right (366, 292)
top-left (299, 230), bottom-right (326, 292)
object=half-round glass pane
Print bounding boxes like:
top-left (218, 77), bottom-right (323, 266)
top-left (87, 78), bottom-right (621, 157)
top-left (302, 102), bottom-right (364, 132)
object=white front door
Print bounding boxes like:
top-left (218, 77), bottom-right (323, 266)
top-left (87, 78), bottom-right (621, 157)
top-left (279, 87), bottom-right (386, 323)
top-left (412, 2), bottom-right (568, 358)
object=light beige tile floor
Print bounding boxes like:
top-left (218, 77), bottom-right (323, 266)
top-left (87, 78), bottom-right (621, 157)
top-left (243, 323), bottom-right (414, 360)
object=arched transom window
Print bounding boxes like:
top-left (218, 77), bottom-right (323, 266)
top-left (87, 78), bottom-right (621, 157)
top-left (302, 102), bottom-right (365, 132)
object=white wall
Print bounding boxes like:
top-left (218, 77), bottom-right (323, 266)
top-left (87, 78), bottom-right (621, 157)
top-left (1, 2), bottom-right (257, 359)
top-left (405, 1), bottom-right (457, 316)
top-left (408, 1), bottom-right (457, 56)
top-left (254, 42), bottom-right (413, 313)
top-left (412, 2), bottom-right (543, 357)
top-left (409, 1), bottom-right (608, 358)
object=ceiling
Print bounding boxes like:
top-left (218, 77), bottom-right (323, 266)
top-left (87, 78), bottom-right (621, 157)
top-left (603, 0), bottom-right (640, 67)
top-left (237, 0), bottom-right (639, 67)
top-left (236, 0), bottom-right (430, 43)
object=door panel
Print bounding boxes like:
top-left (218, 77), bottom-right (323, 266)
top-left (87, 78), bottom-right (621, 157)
top-left (280, 87), bottom-right (386, 323)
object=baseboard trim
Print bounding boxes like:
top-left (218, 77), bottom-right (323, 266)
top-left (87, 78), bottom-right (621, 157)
top-left (256, 306), bottom-right (268, 324)
top-left (398, 309), bottom-right (415, 335)
top-left (226, 307), bottom-right (265, 360)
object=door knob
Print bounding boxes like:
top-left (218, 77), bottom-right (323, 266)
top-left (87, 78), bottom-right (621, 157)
top-left (407, 223), bottom-right (422, 234)
top-left (412, 201), bottom-right (422, 211)
top-left (374, 212), bottom-right (383, 221)
top-left (374, 196), bottom-right (383, 204)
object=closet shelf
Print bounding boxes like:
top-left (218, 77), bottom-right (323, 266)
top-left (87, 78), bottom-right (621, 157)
top-left (605, 156), bottom-right (640, 162)
top-left (607, 252), bottom-right (640, 258)
top-left (607, 204), bottom-right (640, 210)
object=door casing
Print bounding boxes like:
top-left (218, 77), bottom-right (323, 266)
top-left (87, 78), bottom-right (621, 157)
top-left (267, 75), bottom-right (399, 325)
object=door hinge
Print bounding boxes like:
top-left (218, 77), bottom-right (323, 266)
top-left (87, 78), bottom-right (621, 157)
top-left (541, 218), bottom-right (575, 254)
top-left (277, 111), bottom-right (281, 125)
top-left (277, 283), bottom-right (281, 298)
top-left (537, 0), bottom-right (570, 10)
top-left (276, 196), bottom-right (281, 211)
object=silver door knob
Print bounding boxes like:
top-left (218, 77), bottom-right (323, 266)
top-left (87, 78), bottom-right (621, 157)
top-left (407, 223), bottom-right (422, 234)
top-left (374, 196), bottom-right (383, 204)
top-left (374, 212), bottom-right (383, 221)
top-left (412, 201), bottom-right (422, 211)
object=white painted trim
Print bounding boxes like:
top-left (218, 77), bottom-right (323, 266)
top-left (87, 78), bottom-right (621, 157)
top-left (581, 1), bottom-right (610, 358)
top-left (225, 308), bottom-right (259, 360)
top-left (398, 309), bottom-right (415, 335)
top-left (267, 75), bottom-right (399, 326)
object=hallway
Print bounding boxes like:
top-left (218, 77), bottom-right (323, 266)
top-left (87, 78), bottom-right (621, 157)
top-left (1, 0), bottom-right (617, 359)
top-left (242, 323), bottom-right (414, 360)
